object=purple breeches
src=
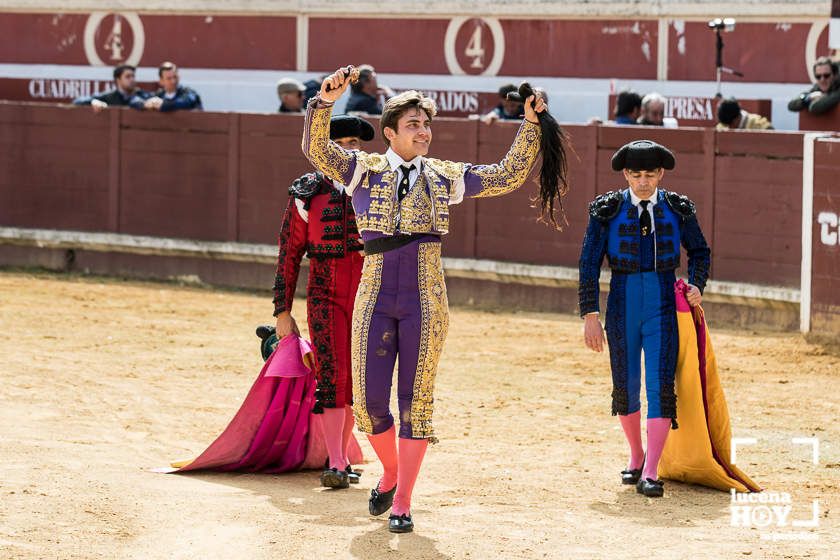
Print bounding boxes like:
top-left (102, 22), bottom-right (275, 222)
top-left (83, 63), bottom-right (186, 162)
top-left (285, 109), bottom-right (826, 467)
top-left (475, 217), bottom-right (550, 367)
top-left (351, 240), bottom-right (449, 440)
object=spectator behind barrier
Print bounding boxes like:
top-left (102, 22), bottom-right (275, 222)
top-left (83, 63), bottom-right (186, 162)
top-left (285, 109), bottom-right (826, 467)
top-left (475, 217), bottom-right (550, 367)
top-left (638, 92), bottom-right (678, 128)
top-left (72, 65), bottom-right (150, 113)
top-left (143, 62), bottom-right (203, 112)
top-left (715, 97), bottom-right (773, 130)
top-left (277, 77), bottom-right (306, 113)
top-left (480, 83), bottom-right (525, 124)
top-left (302, 75), bottom-right (326, 107)
top-left (614, 90), bottom-right (642, 125)
top-left (345, 64), bottom-right (393, 115)
top-left (787, 56), bottom-right (840, 115)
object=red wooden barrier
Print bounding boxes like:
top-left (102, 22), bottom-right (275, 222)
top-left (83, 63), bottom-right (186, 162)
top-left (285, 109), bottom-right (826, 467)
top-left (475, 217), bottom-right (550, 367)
top-left (715, 131), bottom-right (804, 286)
top-left (807, 137), bottom-right (840, 333)
top-left (0, 101), bottom-right (809, 289)
top-left (798, 103), bottom-right (840, 132)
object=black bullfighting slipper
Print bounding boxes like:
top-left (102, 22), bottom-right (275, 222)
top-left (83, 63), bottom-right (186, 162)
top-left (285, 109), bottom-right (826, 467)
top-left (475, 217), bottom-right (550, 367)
top-left (346, 465), bottom-right (361, 484)
top-left (320, 467), bottom-right (350, 489)
top-left (388, 514), bottom-right (414, 533)
top-left (368, 483), bottom-right (397, 516)
top-left (636, 477), bottom-right (665, 497)
top-left (621, 467), bottom-right (643, 485)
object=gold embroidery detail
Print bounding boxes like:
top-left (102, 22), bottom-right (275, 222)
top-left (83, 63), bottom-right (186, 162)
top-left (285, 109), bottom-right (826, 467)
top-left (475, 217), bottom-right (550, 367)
top-left (398, 174), bottom-right (434, 233)
top-left (471, 120), bottom-right (541, 198)
top-left (357, 152), bottom-right (389, 173)
top-left (425, 158), bottom-right (465, 181)
top-left (351, 253), bottom-right (384, 434)
top-left (423, 167), bottom-right (451, 234)
top-left (410, 242), bottom-right (449, 440)
top-left (303, 104), bottom-right (353, 184)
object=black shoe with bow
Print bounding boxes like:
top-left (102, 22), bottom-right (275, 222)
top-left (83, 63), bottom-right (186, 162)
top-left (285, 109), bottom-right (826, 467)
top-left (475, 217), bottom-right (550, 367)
top-left (346, 465), bottom-right (361, 484)
top-left (388, 514), bottom-right (414, 533)
top-left (621, 467), bottom-right (643, 485)
top-left (636, 477), bottom-right (665, 497)
top-left (368, 484), bottom-right (397, 516)
top-left (320, 467), bottom-right (350, 489)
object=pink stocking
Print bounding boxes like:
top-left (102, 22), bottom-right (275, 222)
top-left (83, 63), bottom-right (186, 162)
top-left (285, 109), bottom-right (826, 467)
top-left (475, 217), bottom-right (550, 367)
top-left (643, 418), bottom-right (672, 481)
top-left (341, 405), bottom-right (355, 467)
top-left (367, 426), bottom-right (399, 492)
top-left (391, 438), bottom-right (428, 516)
top-left (320, 407), bottom-right (346, 471)
top-left (618, 411), bottom-right (645, 470)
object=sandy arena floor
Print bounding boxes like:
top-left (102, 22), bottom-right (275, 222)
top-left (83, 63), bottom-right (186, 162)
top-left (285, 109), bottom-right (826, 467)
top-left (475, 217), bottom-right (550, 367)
top-left (0, 271), bottom-right (837, 560)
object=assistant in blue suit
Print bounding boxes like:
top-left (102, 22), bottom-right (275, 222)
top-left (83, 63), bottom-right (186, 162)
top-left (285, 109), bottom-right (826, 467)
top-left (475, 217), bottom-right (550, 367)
top-left (578, 140), bottom-right (710, 497)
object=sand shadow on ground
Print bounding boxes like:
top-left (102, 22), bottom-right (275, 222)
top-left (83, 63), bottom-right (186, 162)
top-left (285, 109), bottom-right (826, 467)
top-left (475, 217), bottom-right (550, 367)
top-left (349, 524), bottom-right (453, 560)
top-left (176, 470), bottom-right (375, 528)
top-left (588, 481), bottom-right (730, 527)
top-left (171, 470), bottom-right (452, 558)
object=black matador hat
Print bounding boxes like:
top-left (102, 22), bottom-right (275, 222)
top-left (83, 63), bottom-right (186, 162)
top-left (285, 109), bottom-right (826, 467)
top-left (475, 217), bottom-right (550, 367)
top-left (611, 140), bottom-right (676, 171)
top-left (330, 115), bottom-right (375, 141)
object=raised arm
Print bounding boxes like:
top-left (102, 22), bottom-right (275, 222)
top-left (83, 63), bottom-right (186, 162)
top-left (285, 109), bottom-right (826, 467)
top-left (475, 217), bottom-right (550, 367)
top-left (301, 66), bottom-right (370, 191)
top-left (462, 119), bottom-right (542, 198)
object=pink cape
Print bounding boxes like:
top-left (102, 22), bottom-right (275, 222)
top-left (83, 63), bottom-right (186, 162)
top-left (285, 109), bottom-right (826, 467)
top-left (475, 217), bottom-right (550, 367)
top-left (167, 334), bottom-right (363, 474)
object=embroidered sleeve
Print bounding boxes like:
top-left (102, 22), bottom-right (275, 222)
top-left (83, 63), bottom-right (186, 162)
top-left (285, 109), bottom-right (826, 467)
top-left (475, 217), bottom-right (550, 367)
top-left (272, 197), bottom-right (309, 316)
top-left (578, 216), bottom-right (608, 316)
top-left (462, 119), bottom-right (541, 198)
top-left (301, 97), bottom-right (360, 188)
top-left (681, 214), bottom-right (711, 294)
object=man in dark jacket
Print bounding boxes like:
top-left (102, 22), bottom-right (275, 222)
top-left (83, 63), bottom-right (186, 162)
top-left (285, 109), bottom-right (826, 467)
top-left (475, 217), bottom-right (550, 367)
top-left (788, 56), bottom-right (840, 115)
top-left (73, 65), bottom-right (150, 112)
top-left (143, 62), bottom-right (203, 112)
top-left (345, 65), bottom-right (391, 115)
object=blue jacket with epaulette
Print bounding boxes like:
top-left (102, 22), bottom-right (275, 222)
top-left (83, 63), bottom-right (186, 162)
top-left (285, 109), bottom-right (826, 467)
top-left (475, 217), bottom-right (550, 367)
top-left (578, 188), bottom-right (711, 316)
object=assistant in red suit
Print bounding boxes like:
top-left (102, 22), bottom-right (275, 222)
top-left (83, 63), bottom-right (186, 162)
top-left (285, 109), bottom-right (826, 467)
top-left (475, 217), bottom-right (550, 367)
top-left (272, 115), bottom-right (374, 489)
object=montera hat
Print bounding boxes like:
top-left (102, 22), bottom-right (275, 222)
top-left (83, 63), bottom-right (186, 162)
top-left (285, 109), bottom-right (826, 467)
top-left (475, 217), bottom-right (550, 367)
top-left (611, 140), bottom-right (676, 171)
top-left (330, 114), bottom-right (375, 141)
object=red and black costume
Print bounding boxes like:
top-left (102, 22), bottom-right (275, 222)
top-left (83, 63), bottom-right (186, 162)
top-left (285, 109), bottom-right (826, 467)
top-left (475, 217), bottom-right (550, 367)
top-left (273, 172), bottom-right (364, 413)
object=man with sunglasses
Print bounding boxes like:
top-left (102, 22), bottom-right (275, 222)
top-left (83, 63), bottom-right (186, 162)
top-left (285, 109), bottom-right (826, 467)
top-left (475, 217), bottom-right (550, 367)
top-left (788, 56), bottom-right (840, 115)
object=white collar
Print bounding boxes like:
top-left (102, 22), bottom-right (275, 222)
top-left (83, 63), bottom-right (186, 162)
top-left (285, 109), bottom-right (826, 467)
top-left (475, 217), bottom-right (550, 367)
top-left (629, 188), bottom-right (658, 207)
top-left (385, 148), bottom-right (423, 173)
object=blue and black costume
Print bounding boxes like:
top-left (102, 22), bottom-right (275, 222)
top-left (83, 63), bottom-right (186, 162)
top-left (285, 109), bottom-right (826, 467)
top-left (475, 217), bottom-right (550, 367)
top-left (578, 143), bottom-right (710, 426)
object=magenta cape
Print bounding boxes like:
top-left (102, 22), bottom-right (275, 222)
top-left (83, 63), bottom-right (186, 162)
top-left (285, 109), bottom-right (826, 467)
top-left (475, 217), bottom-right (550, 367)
top-left (168, 334), bottom-right (363, 473)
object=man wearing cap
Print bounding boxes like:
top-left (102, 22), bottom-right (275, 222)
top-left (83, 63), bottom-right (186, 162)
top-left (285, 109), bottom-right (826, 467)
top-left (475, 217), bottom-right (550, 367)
top-left (273, 114), bottom-right (374, 489)
top-left (578, 140), bottom-right (710, 498)
top-left (277, 77), bottom-right (306, 113)
top-left (715, 98), bottom-right (773, 130)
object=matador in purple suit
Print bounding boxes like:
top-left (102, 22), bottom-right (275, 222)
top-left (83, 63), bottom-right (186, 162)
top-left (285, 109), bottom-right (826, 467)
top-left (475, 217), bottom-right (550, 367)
top-left (303, 66), bottom-right (553, 533)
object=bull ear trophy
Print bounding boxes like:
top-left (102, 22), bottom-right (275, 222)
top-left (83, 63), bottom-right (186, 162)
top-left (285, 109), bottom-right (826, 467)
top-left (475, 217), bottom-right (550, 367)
top-left (508, 82), bottom-right (570, 230)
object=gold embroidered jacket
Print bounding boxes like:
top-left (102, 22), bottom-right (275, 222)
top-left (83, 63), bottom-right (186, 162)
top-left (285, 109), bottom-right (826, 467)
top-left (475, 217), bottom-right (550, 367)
top-left (302, 98), bottom-right (541, 236)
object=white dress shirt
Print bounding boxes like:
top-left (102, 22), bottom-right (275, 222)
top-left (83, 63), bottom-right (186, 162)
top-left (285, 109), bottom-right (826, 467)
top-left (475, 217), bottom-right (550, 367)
top-left (385, 148), bottom-right (423, 189)
top-left (629, 187), bottom-right (658, 234)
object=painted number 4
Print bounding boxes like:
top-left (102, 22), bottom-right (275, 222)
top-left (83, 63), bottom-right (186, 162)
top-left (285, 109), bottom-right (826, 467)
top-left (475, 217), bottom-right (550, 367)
top-left (104, 14), bottom-right (125, 60)
top-left (465, 24), bottom-right (485, 69)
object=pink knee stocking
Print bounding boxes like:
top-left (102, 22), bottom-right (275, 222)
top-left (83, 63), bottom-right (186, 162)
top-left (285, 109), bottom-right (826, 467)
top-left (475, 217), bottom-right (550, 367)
top-left (643, 418), bottom-right (672, 481)
top-left (366, 426), bottom-right (399, 492)
top-left (391, 438), bottom-right (428, 516)
top-left (320, 407), bottom-right (346, 471)
top-left (341, 405), bottom-right (355, 467)
top-left (618, 411), bottom-right (645, 470)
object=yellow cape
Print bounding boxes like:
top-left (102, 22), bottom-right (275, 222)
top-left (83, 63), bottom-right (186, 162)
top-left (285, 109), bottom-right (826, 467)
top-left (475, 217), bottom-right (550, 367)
top-left (658, 304), bottom-right (760, 493)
